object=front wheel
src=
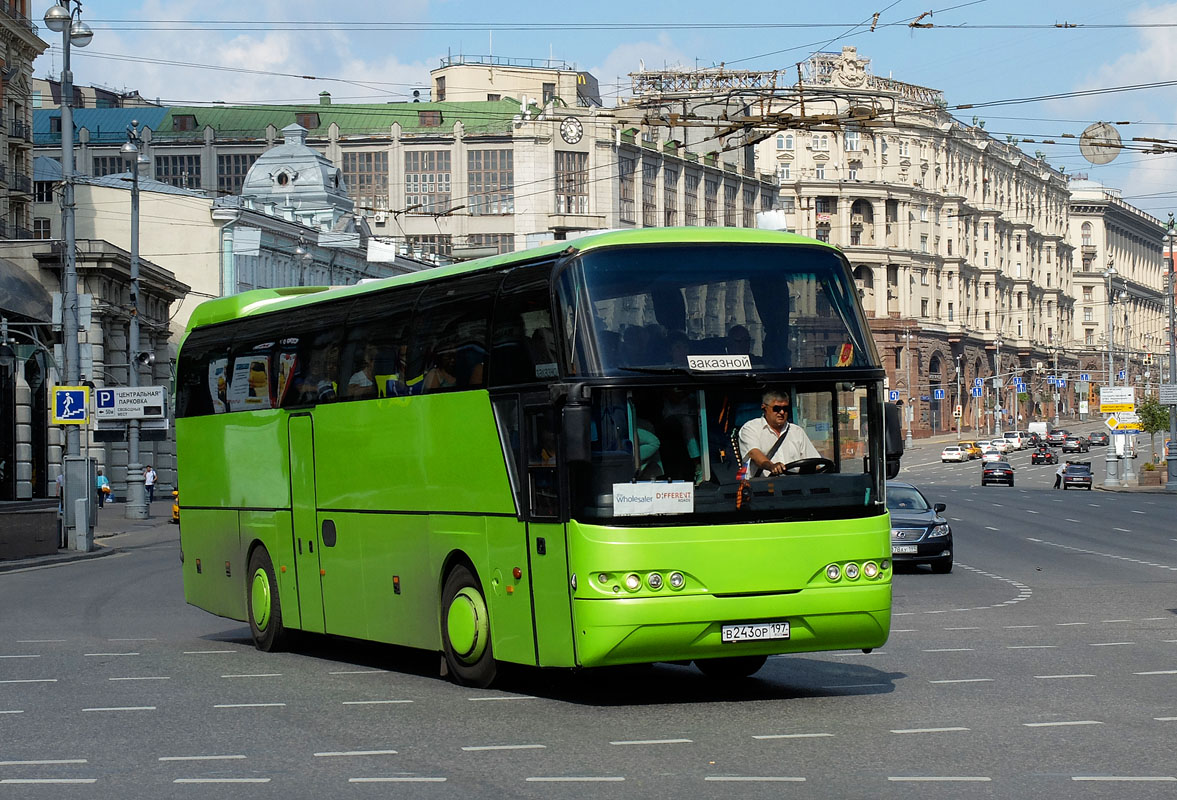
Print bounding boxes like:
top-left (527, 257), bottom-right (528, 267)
top-left (931, 557), bottom-right (953, 574)
top-left (441, 564), bottom-right (497, 688)
top-left (695, 655), bottom-right (767, 679)
top-left (247, 547), bottom-right (287, 652)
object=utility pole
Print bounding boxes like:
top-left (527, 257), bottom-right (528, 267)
top-left (1166, 217), bottom-right (1177, 492)
top-left (1104, 261), bottom-right (1120, 487)
top-left (995, 334), bottom-right (1003, 437)
top-left (904, 329), bottom-right (914, 449)
top-left (121, 122), bottom-right (148, 519)
top-left (1122, 296), bottom-right (1137, 483)
top-left (955, 353), bottom-right (962, 438)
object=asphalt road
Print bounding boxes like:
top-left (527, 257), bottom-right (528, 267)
top-left (2, 445), bottom-right (1176, 799)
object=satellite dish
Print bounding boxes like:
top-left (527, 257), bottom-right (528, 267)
top-left (1079, 122), bottom-right (1121, 165)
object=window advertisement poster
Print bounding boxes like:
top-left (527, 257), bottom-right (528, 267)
top-left (612, 482), bottom-right (695, 516)
top-left (208, 358), bottom-right (228, 414)
top-left (276, 352), bottom-right (298, 405)
top-left (228, 356), bottom-right (273, 410)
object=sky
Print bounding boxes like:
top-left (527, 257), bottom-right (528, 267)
top-left (35, 0), bottom-right (1177, 218)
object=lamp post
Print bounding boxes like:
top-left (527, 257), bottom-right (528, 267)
top-left (904, 329), bottom-right (914, 449)
top-left (1104, 261), bottom-right (1119, 487)
top-left (1120, 289), bottom-right (1137, 483)
top-left (955, 353), bottom-right (962, 438)
top-left (44, 1), bottom-right (94, 545)
top-left (1166, 215), bottom-right (1177, 492)
top-left (120, 122), bottom-right (149, 519)
top-left (994, 333), bottom-right (1003, 437)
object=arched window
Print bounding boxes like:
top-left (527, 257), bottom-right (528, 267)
top-left (776, 134), bottom-right (785, 150)
top-left (1081, 222), bottom-right (1092, 246)
top-left (784, 134), bottom-right (794, 150)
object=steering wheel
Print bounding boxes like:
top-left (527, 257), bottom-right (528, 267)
top-left (781, 457), bottom-right (836, 475)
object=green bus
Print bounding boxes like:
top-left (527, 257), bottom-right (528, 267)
top-left (175, 228), bottom-right (902, 687)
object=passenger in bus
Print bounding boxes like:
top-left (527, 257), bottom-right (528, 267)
top-left (296, 344), bottom-right (338, 403)
top-left (422, 344), bottom-right (459, 391)
top-left (347, 345), bottom-right (379, 400)
top-left (725, 324), bottom-right (752, 354)
top-left (738, 389), bottom-right (820, 476)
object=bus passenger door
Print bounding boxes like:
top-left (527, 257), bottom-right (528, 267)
top-left (288, 414), bottom-right (325, 633)
top-left (523, 403), bottom-right (575, 667)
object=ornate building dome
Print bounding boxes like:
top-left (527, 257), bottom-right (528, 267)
top-left (240, 124), bottom-right (353, 229)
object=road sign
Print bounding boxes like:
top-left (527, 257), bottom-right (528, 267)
top-left (1099, 386), bottom-right (1136, 413)
top-left (970, 387), bottom-right (982, 397)
top-left (93, 386), bottom-right (167, 420)
top-left (889, 390), bottom-right (899, 402)
top-left (973, 378), bottom-right (983, 388)
top-left (933, 388), bottom-right (945, 400)
top-left (1119, 369), bottom-right (1127, 380)
top-left (1080, 373), bottom-right (1090, 382)
top-left (1115, 411), bottom-right (1143, 431)
top-left (51, 386), bottom-right (90, 425)
top-left (1047, 377), bottom-right (1057, 386)
top-left (1105, 415), bottom-right (1118, 431)
top-left (1160, 384), bottom-right (1177, 405)
top-left (1057, 378), bottom-right (1066, 387)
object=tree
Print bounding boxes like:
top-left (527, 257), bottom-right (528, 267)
top-left (1136, 395), bottom-right (1170, 462)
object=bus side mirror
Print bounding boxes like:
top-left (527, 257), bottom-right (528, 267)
top-left (563, 404), bottom-right (591, 464)
top-left (884, 402), bottom-right (903, 479)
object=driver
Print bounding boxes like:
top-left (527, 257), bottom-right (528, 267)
top-left (738, 389), bottom-right (821, 477)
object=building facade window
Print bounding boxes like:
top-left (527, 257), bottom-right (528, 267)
top-left (154, 154), bottom-right (201, 189)
top-left (921, 299), bottom-right (929, 317)
top-left (467, 149), bottom-right (514, 215)
top-left (91, 155), bottom-right (124, 177)
top-left (34, 181), bottom-right (55, 203)
top-left (642, 160), bottom-right (658, 227)
top-left (1082, 286), bottom-right (1093, 301)
top-left (555, 151), bottom-right (588, 214)
top-left (948, 302), bottom-right (954, 321)
top-left (703, 177), bottom-right (718, 225)
top-left (1084, 307), bottom-right (1093, 322)
top-left (723, 183), bottom-right (737, 227)
top-left (294, 112), bottom-right (320, 130)
top-left (814, 163), bottom-right (825, 180)
top-left (408, 234), bottom-right (452, 257)
top-left (664, 165), bottom-right (679, 227)
top-left (343, 150), bottom-right (389, 214)
top-left (217, 153), bottom-right (260, 196)
top-left (813, 134), bottom-right (830, 151)
top-left (33, 218), bottom-right (51, 239)
top-left (743, 187), bottom-right (756, 228)
top-left (984, 311), bottom-right (991, 329)
top-left (405, 150), bottom-right (451, 213)
top-left (777, 162), bottom-right (791, 181)
top-left (466, 233), bottom-right (515, 254)
top-left (618, 154), bottom-right (636, 223)
top-left (844, 130), bottom-right (859, 151)
top-left (684, 171), bottom-right (700, 225)
top-left (920, 234), bottom-right (928, 253)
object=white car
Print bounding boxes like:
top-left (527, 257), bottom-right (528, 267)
top-left (941, 445), bottom-right (968, 463)
top-left (989, 439), bottom-right (1014, 454)
top-left (981, 449), bottom-right (1004, 463)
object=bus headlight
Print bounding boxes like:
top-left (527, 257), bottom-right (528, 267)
top-left (826, 564), bottom-right (841, 581)
top-left (862, 561), bottom-right (879, 579)
top-left (668, 571), bottom-right (685, 589)
top-left (624, 573), bottom-right (642, 592)
top-left (647, 573), bottom-right (663, 590)
top-left (845, 563), bottom-right (860, 580)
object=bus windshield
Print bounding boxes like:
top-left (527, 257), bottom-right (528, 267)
top-left (556, 243), bottom-right (876, 378)
top-left (573, 380), bottom-right (883, 525)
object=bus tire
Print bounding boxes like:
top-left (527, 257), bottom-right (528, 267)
top-left (694, 655), bottom-right (767, 679)
top-left (247, 547), bottom-right (287, 653)
top-left (441, 564), bottom-right (497, 688)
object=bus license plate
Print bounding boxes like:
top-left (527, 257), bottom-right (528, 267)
top-left (721, 622), bottom-right (790, 643)
top-left (892, 544), bottom-right (919, 554)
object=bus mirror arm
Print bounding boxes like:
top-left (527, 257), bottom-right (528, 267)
top-left (563, 403), bottom-right (592, 465)
top-left (884, 402), bottom-right (903, 479)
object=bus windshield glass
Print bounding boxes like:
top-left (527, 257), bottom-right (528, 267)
top-left (556, 243), bottom-right (876, 377)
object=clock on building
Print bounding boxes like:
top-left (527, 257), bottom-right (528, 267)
top-left (559, 116), bottom-right (583, 144)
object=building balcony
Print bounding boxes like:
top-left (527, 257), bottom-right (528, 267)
top-left (0, 1), bottom-right (37, 32)
top-left (0, 219), bottom-right (37, 240)
top-left (548, 212), bottom-right (606, 232)
top-left (9, 172), bottom-right (31, 195)
top-left (7, 119), bottom-right (31, 144)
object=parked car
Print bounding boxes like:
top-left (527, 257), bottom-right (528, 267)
top-left (1061, 435), bottom-right (1090, 454)
top-left (989, 438), bottom-right (1014, 454)
top-left (981, 449), bottom-right (1004, 463)
top-left (1062, 461), bottom-right (1093, 490)
top-left (941, 445), bottom-right (969, 463)
top-left (1087, 430), bottom-right (1109, 446)
top-left (1046, 429), bottom-right (1069, 446)
top-left (981, 460), bottom-right (1015, 486)
top-left (1030, 447), bottom-right (1058, 465)
top-left (957, 440), bottom-right (983, 459)
top-left (886, 481), bottom-right (953, 574)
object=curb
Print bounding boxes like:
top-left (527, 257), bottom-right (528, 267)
top-left (0, 543), bottom-right (119, 573)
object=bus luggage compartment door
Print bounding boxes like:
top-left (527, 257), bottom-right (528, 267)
top-left (289, 414), bottom-right (325, 633)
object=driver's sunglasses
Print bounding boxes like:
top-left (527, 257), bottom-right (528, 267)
top-left (767, 404), bottom-right (789, 413)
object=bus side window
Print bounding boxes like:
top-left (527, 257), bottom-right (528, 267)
top-left (345, 288), bottom-right (417, 400)
top-left (411, 275), bottom-right (500, 394)
top-left (525, 407), bottom-right (560, 519)
top-left (490, 263), bottom-right (557, 387)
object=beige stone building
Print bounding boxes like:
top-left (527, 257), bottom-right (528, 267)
top-left (1, 0), bottom-right (46, 238)
top-left (1067, 179), bottom-right (1168, 391)
top-left (431, 55), bottom-right (601, 107)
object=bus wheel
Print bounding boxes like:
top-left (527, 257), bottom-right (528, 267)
top-left (694, 655), bottom-right (767, 679)
top-left (441, 564), bottom-right (497, 688)
top-left (247, 547), bottom-right (286, 652)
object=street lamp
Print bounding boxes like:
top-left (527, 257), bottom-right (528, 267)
top-left (120, 121), bottom-right (149, 519)
top-left (994, 332), bottom-right (1003, 437)
top-left (955, 353), bottom-right (962, 439)
top-left (1166, 215), bottom-right (1177, 492)
top-left (904, 329), bottom-right (914, 449)
top-left (44, 0), bottom-right (94, 547)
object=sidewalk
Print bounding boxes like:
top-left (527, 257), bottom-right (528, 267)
top-left (0, 500), bottom-right (177, 573)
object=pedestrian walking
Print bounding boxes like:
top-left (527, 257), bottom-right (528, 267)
top-left (1054, 461), bottom-right (1066, 489)
top-left (95, 468), bottom-right (111, 509)
top-left (144, 465), bottom-right (157, 504)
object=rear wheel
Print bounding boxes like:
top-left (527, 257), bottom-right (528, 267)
top-left (441, 564), bottom-right (497, 688)
top-left (247, 547), bottom-right (286, 652)
top-left (695, 655), bottom-right (767, 679)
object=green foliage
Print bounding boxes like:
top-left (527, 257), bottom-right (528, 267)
top-left (1138, 395), bottom-right (1170, 436)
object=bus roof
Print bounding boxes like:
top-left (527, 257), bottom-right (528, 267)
top-left (183, 227), bottom-right (836, 332)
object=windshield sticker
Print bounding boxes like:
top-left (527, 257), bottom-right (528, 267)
top-left (535, 362), bottom-right (559, 379)
top-left (687, 355), bottom-right (751, 372)
top-left (835, 342), bottom-right (854, 367)
top-left (613, 482), bottom-right (695, 516)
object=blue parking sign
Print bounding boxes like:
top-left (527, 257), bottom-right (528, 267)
top-left (888, 390), bottom-right (899, 402)
top-left (52, 386), bottom-right (90, 425)
top-left (96, 388), bottom-right (116, 410)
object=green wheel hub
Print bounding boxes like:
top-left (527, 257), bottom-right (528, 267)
top-left (251, 568), bottom-right (272, 631)
top-left (446, 586), bottom-right (488, 663)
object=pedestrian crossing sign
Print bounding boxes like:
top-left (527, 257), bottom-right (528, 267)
top-left (52, 385), bottom-right (90, 425)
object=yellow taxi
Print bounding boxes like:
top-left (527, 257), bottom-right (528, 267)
top-left (171, 489), bottom-right (180, 525)
top-left (957, 440), bottom-right (983, 460)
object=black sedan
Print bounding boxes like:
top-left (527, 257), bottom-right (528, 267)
top-left (1030, 447), bottom-right (1058, 465)
top-left (1062, 461), bottom-right (1093, 490)
top-left (1061, 436), bottom-right (1090, 454)
top-left (1046, 429), bottom-right (1069, 446)
top-left (886, 481), bottom-right (953, 574)
top-left (981, 460), bottom-right (1015, 486)
top-left (1088, 430), bottom-right (1109, 446)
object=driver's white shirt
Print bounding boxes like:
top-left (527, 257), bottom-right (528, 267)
top-left (738, 417), bottom-right (821, 475)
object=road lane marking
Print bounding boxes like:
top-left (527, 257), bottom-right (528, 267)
top-left (1135, 670), bottom-right (1177, 675)
top-left (943, 627), bottom-right (980, 631)
top-left (753, 733), bottom-right (834, 740)
top-left (705, 776), bottom-right (805, 782)
top-left (0, 655), bottom-right (39, 659)
top-left (891, 727), bottom-right (969, 734)
top-left (984, 526), bottom-right (1000, 531)
top-left (220, 673), bottom-right (281, 678)
top-left (83, 706), bottom-right (155, 712)
top-left (1035, 674), bottom-right (1095, 679)
top-left (923, 649), bottom-right (975, 652)
top-left (0, 710), bottom-right (24, 714)
top-left (467, 695), bottom-right (535, 701)
top-left (0, 779), bottom-right (97, 785)
top-left (1072, 777), bottom-right (1176, 782)
top-left (1057, 622), bottom-right (1087, 626)
top-left (213, 703), bottom-right (286, 708)
top-left (892, 629), bottom-right (917, 633)
top-left (1113, 528), bottom-right (1131, 532)
top-left (173, 778), bottom-right (271, 784)
top-left (888, 777), bottom-right (991, 782)
top-left (462, 744), bottom-right (545, 751)
top-left (821, 683), bottom-right (888, 689)
top-left (0, 760), bottom-right (87, 766)
top-left (350, 777), bottom-right (447, 783)
top-left (158, 755), bottom-right (246, 761)
top-left (1155, 717), bottom-right (1177, 721)
top-left (183, 650), bottom-right (236, 654)
top-left (108, 676), bottom-right (170, 681)
top-left (16, 639), bottom-right (64, 643)
top-left (1026, 510), bottom-right (1039, 514)
top-left (1131, 510), bottom-right (1146, 514)
top-left (1005, 625), bottom-right (1039, 629)
top-left (929, 678), bottom-right (994, 684)
top-left (314, 750), bottom-right (398, 757)
top-left (1008, 645), bottom-right (1056, 649)
top-left (526, 777), bottom-right (623, 783)
top-left (1102, 619), bottom-right (1132, 623)
top-left (1090, 642), bottom-right (1134, 647)
top-left (83, 652), bottom-right (139, 657)
top-left (610, 739), bottom-right (692, 746)
top-left (1023, 720), bottom-right (1102, 727)
top-left (342, 700), bottom-right (414, 705)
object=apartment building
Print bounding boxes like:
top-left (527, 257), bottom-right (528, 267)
top-left (0, 0), bottom-right (46, 239)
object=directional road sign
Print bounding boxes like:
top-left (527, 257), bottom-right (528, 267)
top-left (933, 388), bottom-right (945, 400)
top-left (889, 390), bottom-right (899, 402)
top-left (1119, 369), bottom-right (1127, 380)
top-left (1099, 386), bottom-right (1135, 413)
top-left (1080, 373), bottom-right (1091, 382)
top-left (51, 386), bottom-right (90, 425)
top-left (94, 386), bottom-right (167, 420)
top-left (970, 387), bottom-right (982, 397)
top-left (973, 378), bottom-right (983, 388)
